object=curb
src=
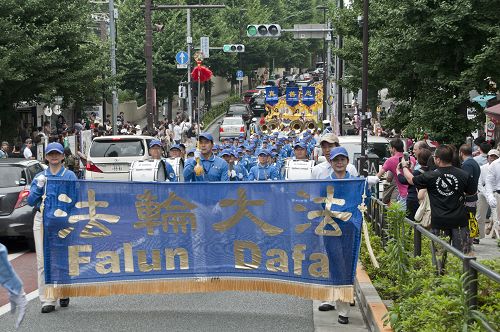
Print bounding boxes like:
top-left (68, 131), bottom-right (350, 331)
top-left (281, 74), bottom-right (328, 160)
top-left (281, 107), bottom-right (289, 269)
top-left (356, 265), bottom-right (393, 332)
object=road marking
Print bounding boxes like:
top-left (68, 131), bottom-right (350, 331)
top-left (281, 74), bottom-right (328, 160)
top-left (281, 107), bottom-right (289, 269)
top-left (8, 251), bottom-right (27, 262)
top-left (0, 289), bottom-right (39, 317)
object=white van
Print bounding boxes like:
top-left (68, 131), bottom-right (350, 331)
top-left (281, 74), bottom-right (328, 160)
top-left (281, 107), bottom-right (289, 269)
top-left (85, 135), bottom-right (155, 180)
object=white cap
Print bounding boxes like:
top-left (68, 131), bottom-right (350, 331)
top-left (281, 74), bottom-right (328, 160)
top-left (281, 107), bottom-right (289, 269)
top-left (488, 149), bottom-right (500, 157)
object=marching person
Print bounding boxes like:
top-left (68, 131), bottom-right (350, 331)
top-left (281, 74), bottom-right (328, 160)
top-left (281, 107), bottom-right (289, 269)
top-left (220, 149), bottom-right (238, 181)
top-left (27, 142), bottom-right (77, 313)
top-left (292, 141), bottom-right (309, 160)
top-left (232, 149), bottom-right (249, 181)
top-left (248, 149), bottom-right (280, 181)
top-left (183, 133), bottom-right (229, 182)
top-left (149, 140), bottom-right (177, 182)
top-left (0, 243), bottom-right (27, 328)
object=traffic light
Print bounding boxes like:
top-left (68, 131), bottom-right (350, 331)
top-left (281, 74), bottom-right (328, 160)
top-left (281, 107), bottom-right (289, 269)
top-left (246, 24), bottom-right (281, 37)
top-left (223, 44), bottom-right (245, 53)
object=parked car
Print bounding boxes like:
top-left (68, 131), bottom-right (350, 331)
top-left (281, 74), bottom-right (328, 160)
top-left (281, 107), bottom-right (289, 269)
top-left (219, 116), bottom-right (246, 140)
top-left (296, 80), bottom-right (314, 87)
top-left (227, 103), bottom-right (251, 123)
top-left (0, 159), bottom-right (46, 248)
top-left (85, 135), bottom-right (155, 181)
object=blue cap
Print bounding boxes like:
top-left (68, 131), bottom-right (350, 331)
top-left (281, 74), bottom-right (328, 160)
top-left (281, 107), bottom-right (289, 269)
top-left (236, 148), bottom-right (243, 154)
top-left (149, 139), bottom-right (162, 148)
top-left (179, 143), bottom-right (186, 149)
top-left (187, 148), bottom-right (196, 154)
top-left (170, 144), bottom-right (181, 151)
top-left (329, 147), bottom-right (349, 160)
top-left (220, 149), bottom-right (232, 157)
top-left (270, 145), bottom-right (277, 151)
top-left (232, 150), bottom-right (240, 158)
top-left (239, 133), bottom-right (245, 138)
top-left (273, 132), bottom-right (279, 136)
top-left (45, 142), bottom-right (64, 154)
top-left (199, 132), bottom-right (214, 142)
top-left (212, 144), bottom-right (219, 151)
top-left (257, 149), bottom-right (269, 156)
top-left (294, 142), bottom-right (307, 150)
top-left (271, 152), bottom-right (277, 157)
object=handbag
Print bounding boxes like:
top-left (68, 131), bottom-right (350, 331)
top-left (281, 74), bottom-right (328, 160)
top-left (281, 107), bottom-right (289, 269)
top-left (415, 190), bottom-right (431, 228)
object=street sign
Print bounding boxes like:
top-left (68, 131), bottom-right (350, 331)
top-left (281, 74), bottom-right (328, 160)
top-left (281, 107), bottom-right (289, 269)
top-left (236, 70), bottom-right (244, 81)
top-left (175, 51), bottom-right (189, 69)
top-left (292, 24), bottom-right (327, 39)
top-left (200, 36), bottom-right (209, 58)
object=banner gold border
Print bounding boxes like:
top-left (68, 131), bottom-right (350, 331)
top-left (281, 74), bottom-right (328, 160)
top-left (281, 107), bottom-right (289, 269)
top-left (46, 278), bottom-right (353, 302)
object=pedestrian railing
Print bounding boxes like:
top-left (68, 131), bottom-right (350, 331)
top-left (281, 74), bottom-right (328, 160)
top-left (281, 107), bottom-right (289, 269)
top-left (366, 197), bottom-right (500, 323)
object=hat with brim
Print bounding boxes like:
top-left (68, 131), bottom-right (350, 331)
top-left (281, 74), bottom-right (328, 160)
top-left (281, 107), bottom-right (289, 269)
top-left (45, 142), bottom-right (64, 154)
top-left (294, 142), bottom-right (307, 150)
top-left (170, 144), bottom-right (181, 151)
top-left (220, 149), bottom-right (232, 157)
top-left (320, 133), bottom-right (340, 144)
top-left (488, 149), bottom-right (500, 157)
top-left (149, 139), bottom-right (162, 148)
top-left (199, 132), bottom-right (214, 142)
top-left (329, 147), bottom-right (349, 160)
top-left (257, 149), bottom-right (270, 156)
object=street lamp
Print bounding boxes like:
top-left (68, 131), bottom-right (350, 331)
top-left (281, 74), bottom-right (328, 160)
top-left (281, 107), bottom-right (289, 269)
top-left (317, 5), bottom-right (328, 121)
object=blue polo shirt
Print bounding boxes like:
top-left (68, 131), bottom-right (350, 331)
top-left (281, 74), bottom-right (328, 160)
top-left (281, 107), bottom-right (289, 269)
top-left (28, 166), bottom-right (78, 211)
top-left (183, 154), bottom-right (229, 182)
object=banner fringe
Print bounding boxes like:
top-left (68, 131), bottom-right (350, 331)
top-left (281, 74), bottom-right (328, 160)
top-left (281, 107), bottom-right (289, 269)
top-left (46, 279), bottom-right (353, 302)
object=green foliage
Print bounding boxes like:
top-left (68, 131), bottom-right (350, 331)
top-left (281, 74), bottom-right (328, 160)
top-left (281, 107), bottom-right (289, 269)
top-left (334, 0), bottom-right (500, 144)
top-left (201, 95), bottom-right (241, 127)
top-left (361, 219), bottom-right (499, 331)
top-left (0, 0), bottom-right (107, 140)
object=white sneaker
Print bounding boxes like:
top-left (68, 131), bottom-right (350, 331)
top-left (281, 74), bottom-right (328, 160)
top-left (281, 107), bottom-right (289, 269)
top-left (10, 293), bottom-right (27, 329)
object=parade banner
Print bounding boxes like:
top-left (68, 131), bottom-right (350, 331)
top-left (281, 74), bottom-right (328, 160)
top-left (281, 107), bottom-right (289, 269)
top-left (285, 87), bottom-right (300, 107)
top-left (42, 179), bottom-right (366, 302)
top-left (302, 86), bottom-right (316, 107)
top-left (265, 86), bottom-right (279, 106)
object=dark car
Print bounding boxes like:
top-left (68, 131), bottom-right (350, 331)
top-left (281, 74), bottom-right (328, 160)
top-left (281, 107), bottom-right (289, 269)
top-left (243, 89), bottom-right (257, 104)
top-left (0, 159), bottom-right (46, 249)
top-left (227, 103), bottom-right (251, 123)
top-left (250, 95), bottom-right (267, 117)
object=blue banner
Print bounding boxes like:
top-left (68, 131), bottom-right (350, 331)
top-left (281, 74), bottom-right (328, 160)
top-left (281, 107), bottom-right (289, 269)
top-left (285, 87), bottom-right (300, 107)
top-left (265, 86), bottom-right (279, 106)
top-left (302, 86), bottom-right (316, 107)
top-left (43, 179), bottom-right (365, 301)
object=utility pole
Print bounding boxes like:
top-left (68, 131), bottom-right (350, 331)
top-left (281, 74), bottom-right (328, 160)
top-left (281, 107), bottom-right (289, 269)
top-left (317, 5), bottom-right (328, 121)
top-left (144, 0), bottom-right (154, 131)
top-left (142, 4), bottom-right (225, 127)
top-left (360, 0), bottom-right (369, 175)
top-left (109, 0), bottom-right (118, 135)
top-left (187, 9), bottom-right (193, 122)
top-left (337, 0), bottom-right (344, 136)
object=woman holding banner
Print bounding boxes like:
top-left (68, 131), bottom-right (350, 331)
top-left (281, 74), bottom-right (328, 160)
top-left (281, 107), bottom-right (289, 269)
top-left (27, 142), bottom-right (78, 313)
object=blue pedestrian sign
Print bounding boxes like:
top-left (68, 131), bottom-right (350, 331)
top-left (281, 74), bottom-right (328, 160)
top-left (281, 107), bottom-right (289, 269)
top-left (236, 70), bottom-right (244, 81)
top-left (176, 51), bottom-right (189, 68)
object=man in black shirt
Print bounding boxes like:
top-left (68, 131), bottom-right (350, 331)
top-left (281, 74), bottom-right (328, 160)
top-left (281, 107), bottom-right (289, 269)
top-left (401, 145), bottom-right (475, 253)
top-left (459, 144), bottom-right (480, 244)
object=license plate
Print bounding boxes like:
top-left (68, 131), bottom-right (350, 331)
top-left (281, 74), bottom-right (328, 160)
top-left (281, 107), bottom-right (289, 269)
top-left (99, 164), bottom-right (128, 172)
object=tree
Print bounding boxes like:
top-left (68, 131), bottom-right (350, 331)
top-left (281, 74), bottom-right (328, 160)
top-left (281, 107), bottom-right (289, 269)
top-left (0, 0), bottom-right (107, 140)
top-left (333, 0), bottom-right (500, 144)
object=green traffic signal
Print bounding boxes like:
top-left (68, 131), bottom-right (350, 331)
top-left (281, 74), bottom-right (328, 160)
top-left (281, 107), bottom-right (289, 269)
top-left (223, 44), bottom-right (231, 52)
top-left (247, 25), bottom-right (257, 37)
top-left (223, 44), bottom-right (245, 53)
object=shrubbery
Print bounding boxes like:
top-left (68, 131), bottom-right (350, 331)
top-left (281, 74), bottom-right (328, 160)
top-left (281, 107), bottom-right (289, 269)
top-left (201, 95), bottom-right (241, 128)
top-left (360, 203), bottom-right (499, 332)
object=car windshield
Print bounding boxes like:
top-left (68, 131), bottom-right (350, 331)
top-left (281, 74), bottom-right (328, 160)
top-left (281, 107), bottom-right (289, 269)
top-left (90, 140), bottom-right (145, 157)
top-left (223, 118), bottom-right (243, 125)
top-left (229, 106), bottom-right (247, 114)
top-left (341, 142), bottom-right (391, 162)
top-left (0, 165), bottom-right (26, 188)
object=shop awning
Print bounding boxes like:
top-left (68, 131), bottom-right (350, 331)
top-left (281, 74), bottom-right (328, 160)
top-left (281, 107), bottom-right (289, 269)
top-left (485, 103), bottom-right (500, 120)
top-left (472, 94), bottom-right (496, 107)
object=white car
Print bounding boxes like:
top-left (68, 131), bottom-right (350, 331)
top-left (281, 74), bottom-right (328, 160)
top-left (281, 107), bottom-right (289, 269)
top-left (85, 135), bottom-right (155, 181)
top-left (219, 116), bottom-right (246, 140)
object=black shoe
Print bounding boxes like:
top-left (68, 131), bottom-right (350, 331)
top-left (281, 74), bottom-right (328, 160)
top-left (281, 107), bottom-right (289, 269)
top-left (59, 298), bottom-right (70, 307)
top-left (338, 315), bottom-right (349, 324)
top-left (41, 305), bottom-right (55, 313)
top-left (472, 239), bottom-right (480, 244)
top-left (318, 303), bottom-right (335, 311)
top-left (350, 300), bottom-right (356, 307)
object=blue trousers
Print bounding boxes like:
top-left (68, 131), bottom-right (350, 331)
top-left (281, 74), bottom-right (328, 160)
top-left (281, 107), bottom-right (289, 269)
top-left (0, 243), bottom-right (23, 296)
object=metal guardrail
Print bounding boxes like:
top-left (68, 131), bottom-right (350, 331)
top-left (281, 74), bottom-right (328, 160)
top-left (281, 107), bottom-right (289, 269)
top-left (366, 197), bottom-right (500, 318)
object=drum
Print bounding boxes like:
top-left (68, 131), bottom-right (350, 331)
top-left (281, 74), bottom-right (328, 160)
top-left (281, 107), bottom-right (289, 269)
top-left (129, 160), bottom-right (168, 182)
top-left (165, 157), bottom-right (184, 182)
top-left (284, 159), bottom-right (315, 180)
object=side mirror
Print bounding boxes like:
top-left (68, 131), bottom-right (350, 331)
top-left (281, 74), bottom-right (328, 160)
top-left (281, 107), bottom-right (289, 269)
top-left (217, 121), bottom-right (222, 125)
